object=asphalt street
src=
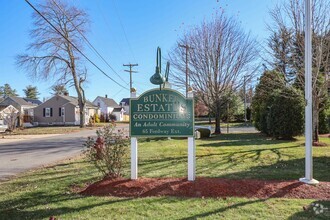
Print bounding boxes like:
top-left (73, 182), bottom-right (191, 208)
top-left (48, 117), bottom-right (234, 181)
top-left (0, 124), bottom-right (255, 181)
top-left (0, 128), bottom-right (99, 181)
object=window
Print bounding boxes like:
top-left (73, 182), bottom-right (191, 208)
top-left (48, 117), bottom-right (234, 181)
top-left (59, 107), bottom-right (65, 116)
top-left (45, 108), bottom-right (52, 117)
top-left (97, 102), bottom-right (100, 108)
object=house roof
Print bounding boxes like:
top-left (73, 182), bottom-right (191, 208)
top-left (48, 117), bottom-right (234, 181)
top-left (112, 107), bottom-right (124, 113)
top-left (94, 96), bottom-right (120, 108)
top-left (0, 96), bottom-right (35, 107)
top-left (23, 98), bottom-right (42, 105)
top-left (60, 95), bottom-right (98, 108)
top-left (0, 105), bottom-right (19, 114)
top-left (120, 98), bottom-right (130, 105)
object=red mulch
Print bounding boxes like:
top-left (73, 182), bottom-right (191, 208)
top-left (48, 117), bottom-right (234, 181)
top-left (80, 177), bottom-right (330, 199)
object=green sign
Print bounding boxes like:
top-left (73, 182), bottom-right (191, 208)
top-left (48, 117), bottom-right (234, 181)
top-left (130, 88), bottom-right (194, 137)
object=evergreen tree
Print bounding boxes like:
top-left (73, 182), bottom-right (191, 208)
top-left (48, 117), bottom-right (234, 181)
top-left (23, 85), bottom-right (40, 99)
top-left (252, 70), bottom-right (304, 139)
top-left (0, 84), bottom-right (18, 98)
top-left (51, 84), bottom-right (68, 95)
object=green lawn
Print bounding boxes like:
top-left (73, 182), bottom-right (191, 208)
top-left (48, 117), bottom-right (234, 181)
top-left (0, 133), bottom-right (329, 219)
top-left (195, 121), bottom-right (252, 127)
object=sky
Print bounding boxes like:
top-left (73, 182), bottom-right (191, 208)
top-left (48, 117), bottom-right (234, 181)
top-left (0, 0), bottom-right (279, 103)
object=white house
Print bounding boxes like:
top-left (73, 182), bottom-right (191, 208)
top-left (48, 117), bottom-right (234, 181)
top-left (93, 95), bottom-right (125, 121)
top-left (112, 107), bottom-right (125, 121)
top-left (119, 98), bottom-right (130, 114)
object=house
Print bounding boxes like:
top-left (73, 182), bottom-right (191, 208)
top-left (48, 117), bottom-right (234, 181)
top-left (33, 95), bottom-right (99, 126)
top-left (0, 105), bottom-right (19, 130)
top-left (119, 98), bottom-right (130, 121)
top-left (93, 95), bottom-right (119, 115)
top-left (112, 107), bottom-right (125, 121)
top-left (93, 95), bottom-right (125, 121)
top-left (0, 96), bottom-right (40, 126)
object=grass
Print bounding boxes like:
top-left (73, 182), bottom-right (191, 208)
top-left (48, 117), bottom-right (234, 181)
top-left (7, 126), bottom-right (91, 135)
top-left (0, 133), bottom-right (329, 219)
top-left (195, 121), bottom-right (253, 128)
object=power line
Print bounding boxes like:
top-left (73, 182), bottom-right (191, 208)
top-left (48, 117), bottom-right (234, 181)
top-left (111, 0), bottom-right (137, 63)
top-left (96, 0), bottom-right (128, 65)
top-left (24, 0), bottom-right (128, 91)
top-left (51, 0), bottom-right (128, 86)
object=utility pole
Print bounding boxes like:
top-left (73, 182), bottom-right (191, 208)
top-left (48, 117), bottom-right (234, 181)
top-left (179, 44), bottom-right (194, 97)
top-left (123, 63), bottom-right (138, 92)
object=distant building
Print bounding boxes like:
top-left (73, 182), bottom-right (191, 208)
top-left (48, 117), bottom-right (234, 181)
top-left (0, 96), bottom-right (40, 126)
top-left (93, 95), bottom-right (125, 121)
top-left (33, 94), bottom-right (98, 126)
top-left (112, 107), bottom-right (125, 121)
top-left (120, 98), bottom-right (130, 114)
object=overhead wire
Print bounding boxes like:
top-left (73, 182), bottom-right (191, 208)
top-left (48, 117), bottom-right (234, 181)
top-left (50, 0), bottom-right (129, 86)
top-left (111, 0), bottom-right (137, 63)
top-left (96, 0), bottom-right (128, 65)
top-left (24, 0), bottom-right (128, 91)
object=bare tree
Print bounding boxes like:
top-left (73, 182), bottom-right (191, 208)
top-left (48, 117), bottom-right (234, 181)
top-left (16, 0), bottom-right (89, 128)
top-left (169, 11), bottom-right (259, 133)
top-left (268, 0), bottom-right (330, 142)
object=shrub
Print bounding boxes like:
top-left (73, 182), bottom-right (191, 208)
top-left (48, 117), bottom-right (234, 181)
top-left (319, 107), bottom-right (330, 134)
top-left (83, 124), bottom-right (128, 178)
top-left (196, 128), bottom-right (211, 138)
top-left (267, 88), bottom-right (304, 139)
top-left (100, 113), bottom-right (106, 122)
top-left (94, 113), bottom-right (100, 123)
top-left (109, 114), bottom-right (117, 121)
top-left (252, 70), bottom-right (304, 139)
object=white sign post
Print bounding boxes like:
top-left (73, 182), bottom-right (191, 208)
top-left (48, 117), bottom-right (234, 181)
top-left (130, 90), bottom-right (138, 180)
top-left (129, 87), bottom-right (196, 181)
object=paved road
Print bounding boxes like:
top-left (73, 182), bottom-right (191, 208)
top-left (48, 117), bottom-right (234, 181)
top-left (0, 124), bottom-right (129, 181)
top-left (220, 125), bottom-right (258, 133)
top-left (0, 124), bottom-right (254, 181)
top-left (0, 129), bottom-right (98, 181)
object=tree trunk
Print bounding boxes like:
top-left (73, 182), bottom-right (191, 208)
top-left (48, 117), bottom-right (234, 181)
top-left (77, 84), bottom-right (86, 128)
top-left (214, 115), bottom-right (221, 134)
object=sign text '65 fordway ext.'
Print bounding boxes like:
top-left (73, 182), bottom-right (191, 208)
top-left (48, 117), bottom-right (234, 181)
top-left (130, 88), bottom-right (194, 137)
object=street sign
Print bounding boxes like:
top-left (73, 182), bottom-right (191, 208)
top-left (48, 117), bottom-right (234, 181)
top-left (130, 88), bottom-right (194, 137)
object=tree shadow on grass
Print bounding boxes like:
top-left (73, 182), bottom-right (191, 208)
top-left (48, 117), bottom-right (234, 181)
top-left (0, 190), bottom-right (131, 220)
top-left (198, 133), bottom-right (295, 147)
top-left (202, 156), bottom-right (330, 182)
top-left (288, 200), bottom-right (330, 220)
top-left (179, 199), bottom-right (267, 220)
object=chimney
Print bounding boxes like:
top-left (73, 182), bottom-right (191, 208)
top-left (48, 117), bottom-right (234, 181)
top-left (105, 94), bottom-right (108, 98)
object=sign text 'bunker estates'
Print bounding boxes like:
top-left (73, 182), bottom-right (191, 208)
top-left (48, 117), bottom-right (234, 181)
top-left (130, 89), bottom-right (194, 137)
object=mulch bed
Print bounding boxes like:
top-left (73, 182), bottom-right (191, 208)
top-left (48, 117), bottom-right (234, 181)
top-left (81, 177), bottom-right (330, 199)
